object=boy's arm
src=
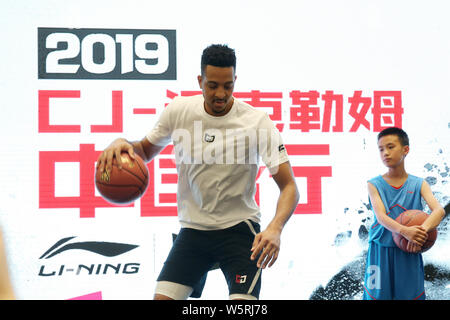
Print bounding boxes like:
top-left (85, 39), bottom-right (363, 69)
top-left (420, 180), bottom-right (445, 232)
top-left (368, 182), bottom-right (428, 248)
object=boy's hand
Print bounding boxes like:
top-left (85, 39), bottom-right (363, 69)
top-left (406, 241), bottom-right (422, 253)
top-left (400, 225), bottom-right (428, 247)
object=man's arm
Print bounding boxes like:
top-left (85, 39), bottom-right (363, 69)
top-left (96, 137), bottom-right (164, 174)
top-left (250, 161), bottom-right (299, 269)
top-left (0, 230), bottom-right (15, 300)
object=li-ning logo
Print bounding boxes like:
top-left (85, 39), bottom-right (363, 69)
top-left (38, 237), bottom-right (140, 277)
top-left (39, 236), bottom-right (138, 259)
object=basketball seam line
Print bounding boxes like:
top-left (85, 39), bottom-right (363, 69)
top-left (114, 164), bottom-right (148, 186)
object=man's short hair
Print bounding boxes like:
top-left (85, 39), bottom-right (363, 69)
top-left (377, 127), bottom-right (409, 146)
top-left (201, 44), bottom-right (236, 75)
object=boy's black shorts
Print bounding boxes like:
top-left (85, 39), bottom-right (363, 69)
top-left (157, 219), bottom-right (262, 299)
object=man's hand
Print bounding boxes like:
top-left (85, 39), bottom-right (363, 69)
top-left (250, 226), bottom-right (282, 269)
top-left (96, 138), bottom-right (136, 174)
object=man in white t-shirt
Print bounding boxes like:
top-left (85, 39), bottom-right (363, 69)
top-left (97, 44), bottom-right (299, 300)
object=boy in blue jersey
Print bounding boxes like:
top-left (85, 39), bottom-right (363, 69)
top-left (363, 127), bottom-right (445, 300)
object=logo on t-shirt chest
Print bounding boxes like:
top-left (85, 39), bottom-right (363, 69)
top-left (204, 133), bottom-right (215, 143)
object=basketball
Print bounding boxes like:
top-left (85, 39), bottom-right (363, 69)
top-left (392, 210), bottom-right (437, 253)
top-left (95, 152), bottom-right (149, 204)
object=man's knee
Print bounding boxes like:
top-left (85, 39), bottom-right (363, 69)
top-left (153, 293), bottom-right (174, 300)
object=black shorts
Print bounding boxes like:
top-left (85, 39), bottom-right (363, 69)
top-left (157, 220), bottom-right (262, 299)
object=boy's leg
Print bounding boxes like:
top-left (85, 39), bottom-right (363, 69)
top-left (392, 248), bottom-right (425, 300)
top-left (363, 242), bottom-right (394, 300)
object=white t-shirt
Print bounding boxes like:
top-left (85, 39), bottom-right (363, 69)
top-left (146, 95), bottom-right (289, 230)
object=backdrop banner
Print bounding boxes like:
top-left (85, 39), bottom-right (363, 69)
top-left (0, 0), bottom-right (448, 300)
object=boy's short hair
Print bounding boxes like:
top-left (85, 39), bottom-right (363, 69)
top-left (377, 127), bottom-right (409, 146)
top-left (201, 44), bottom-right (236, 75)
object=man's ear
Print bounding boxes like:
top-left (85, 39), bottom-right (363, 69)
top-left (197, 75), bottom-right (203, 89)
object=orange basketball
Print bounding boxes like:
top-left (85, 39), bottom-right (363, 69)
top-left (392, 210), bottom-right (437, 253)
top-left (95, 152), bottom-right (149, 204)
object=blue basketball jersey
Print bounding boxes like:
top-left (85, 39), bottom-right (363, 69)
top-left (367, 174), bottom-right (424, 247)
